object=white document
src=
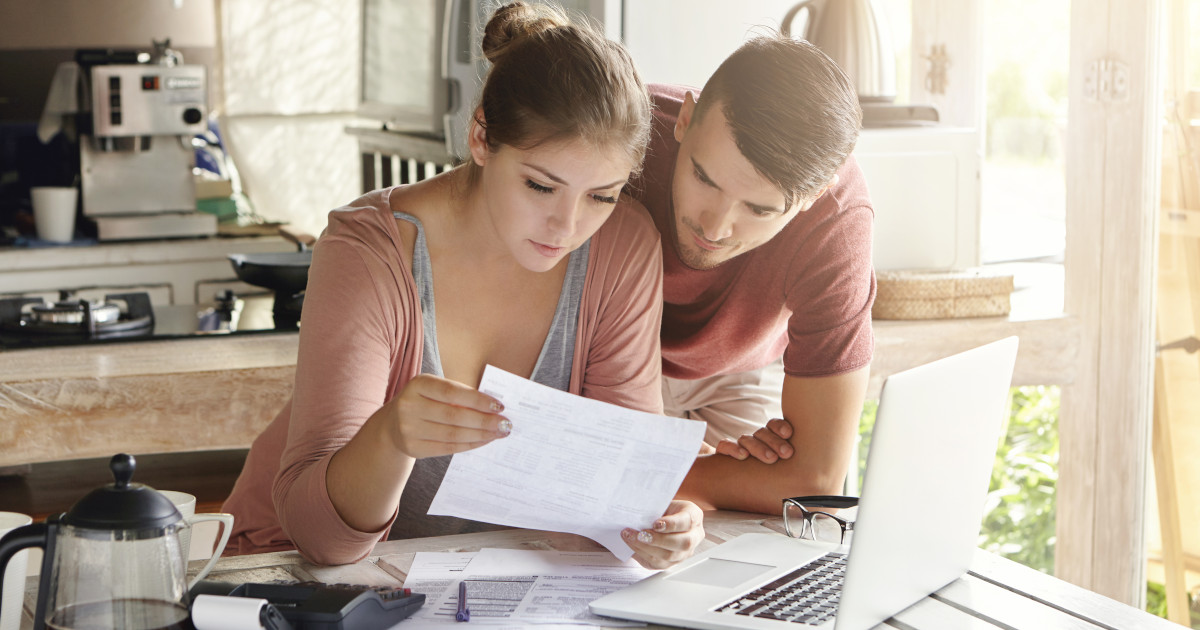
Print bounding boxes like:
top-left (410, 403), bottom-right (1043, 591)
top-left (395, 552), bottom-right (477, 623)
top-left (428, 366), bottom-right (706, 559)
top-left (398, 549), bottom-right (652, 627)
top-left (468, 549), bottom-right (651, 625)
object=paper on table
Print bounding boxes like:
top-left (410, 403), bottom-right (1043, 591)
top-left (428, 365), bottom-right (706, 559)
top-left (398, 549), bottom-right (652, 626)
top-left (465, 548), bottom-right (652, 578)
top-left (467, 549), bottom-right (651, 625)
top-left (396, 552), bottom-right (477, 623)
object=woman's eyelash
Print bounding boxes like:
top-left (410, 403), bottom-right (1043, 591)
top-left (526, 178), bottom-right (617, 204)
top-left (526, 180), bottom-right (553, 194)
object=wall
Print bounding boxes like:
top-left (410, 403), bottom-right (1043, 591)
top-left (0, 0), bottom-right (215, 49)
top-left (0, 0), bottom-right (217, 122)
top-left (214, 0), bottom-right (361, 238)
top-left (624, 0), bottom-right (803, 87)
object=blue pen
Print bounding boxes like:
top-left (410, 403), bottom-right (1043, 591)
top-left (456, 580), bottom-right (470, 622)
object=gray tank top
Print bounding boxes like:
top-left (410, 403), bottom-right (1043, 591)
top-left (389, 211), bottom-right (588, 538)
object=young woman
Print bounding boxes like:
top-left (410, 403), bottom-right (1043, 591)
top-left (221, 2), bottom-right (703, 570)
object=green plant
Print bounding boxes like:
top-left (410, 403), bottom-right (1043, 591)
top-left (1146, 580), bottom-right (1168, 619)
top-left (1145, 580), bottom-right (1200, 626)
top-left (979, 386), bottom-right (1060, 573)
top-left (855, 399), bottom-right (877, 485)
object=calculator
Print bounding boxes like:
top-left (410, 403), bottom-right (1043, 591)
top-left (192, 580), bottom-right (425, 630)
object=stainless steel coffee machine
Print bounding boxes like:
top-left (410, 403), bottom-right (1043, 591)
top-left (77, 46), bottom-right (216, 240)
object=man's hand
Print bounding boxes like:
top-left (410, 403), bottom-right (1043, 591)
top-left (714, 418), bottom-right (795, 463)
top-left (623, 500), bottom-right (705, 569)
top-left (679, 368), bottom-right (869, 514)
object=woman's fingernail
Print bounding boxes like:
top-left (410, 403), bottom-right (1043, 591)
top-left (498, 419), bottom-right (512, 435)
top-left (737, 449), bottom-right (749, 460)
top-left (622, 528), bottom-right (636, 539)
top-left (781, 445), bottom-right (793, 458)
top-left (653, 520), bottom-right (667, 532)
top-left (637, 531), bottom-right (654, 544)
top-left (491, 401), bottom-right (504, 412)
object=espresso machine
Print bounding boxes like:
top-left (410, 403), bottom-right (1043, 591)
top-left (76, 45), bottom-right (216, 240)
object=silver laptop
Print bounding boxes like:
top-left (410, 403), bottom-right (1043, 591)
top-left (590, 337), bottom-right (1019, 630)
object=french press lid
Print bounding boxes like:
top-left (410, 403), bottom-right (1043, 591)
top-left (63, 453), bottom-right (183, 530)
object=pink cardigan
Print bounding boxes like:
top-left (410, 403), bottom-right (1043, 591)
top-left (222, 187), bottom-right (664, 564)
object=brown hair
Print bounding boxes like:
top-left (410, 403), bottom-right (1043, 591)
top-left (465, 2), bottom-right (651, 182)
top-left (694, 36), bottom-right (862, 211)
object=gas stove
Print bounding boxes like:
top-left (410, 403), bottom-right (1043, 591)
top-left (0, 290), bottom-right (290, 350)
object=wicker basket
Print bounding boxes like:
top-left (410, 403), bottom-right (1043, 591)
top-left (873, 268), bottom-right (1014, 320)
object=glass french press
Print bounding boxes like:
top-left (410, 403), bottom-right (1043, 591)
top-left (0, 454), bottom-right (198, 630)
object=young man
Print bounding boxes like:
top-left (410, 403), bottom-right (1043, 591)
top-left (630, 36), bottom-right (875, 515)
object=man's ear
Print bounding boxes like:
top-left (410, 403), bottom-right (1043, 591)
top-left (799, 174), bottom-right (840, 212)
top-left (674, 91), bottom-right (698, 143)
top-left (467, 107), bottom-right (489, 167)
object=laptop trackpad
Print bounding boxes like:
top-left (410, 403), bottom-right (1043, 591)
top-left (666, 558), bottom-right (776, 588)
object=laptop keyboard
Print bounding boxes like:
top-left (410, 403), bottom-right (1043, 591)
top-left (714, 552), bottom-right (847, 625)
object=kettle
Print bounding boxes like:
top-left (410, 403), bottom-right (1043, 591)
top-left (782, 0), bottom-right (897, 103)
top-left (0, 454), bottom-right (198, 630)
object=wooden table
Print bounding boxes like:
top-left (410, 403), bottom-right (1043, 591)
top-left (21, 510), bottom-right (1176, 629)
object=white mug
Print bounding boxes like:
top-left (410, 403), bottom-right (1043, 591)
top-left (157, 491), bottom-right (233, 588)
top-left (0, 512), bottom-right (32, 630)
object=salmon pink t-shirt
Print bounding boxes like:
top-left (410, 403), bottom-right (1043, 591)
top-left (631, 84), bottom-right (876, 380)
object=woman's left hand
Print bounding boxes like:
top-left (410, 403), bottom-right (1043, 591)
top-left (623, 500), bottom-right (705, 570)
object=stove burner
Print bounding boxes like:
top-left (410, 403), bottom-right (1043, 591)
top-left (0, 291), bottom-right (155, 339)
top-left (30, 298), bottom-right (122, 326)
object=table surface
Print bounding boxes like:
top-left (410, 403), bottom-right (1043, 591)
top-left (21, 510), bottom-right (1179, 630)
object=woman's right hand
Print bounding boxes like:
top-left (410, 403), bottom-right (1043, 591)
top-left (387, 374), bottom-right (512, 458)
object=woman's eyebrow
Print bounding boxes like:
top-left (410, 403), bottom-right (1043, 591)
top-left (523, 163), bottom-right (625, 190)
top-left (523, 163), bottom-right (569, 185)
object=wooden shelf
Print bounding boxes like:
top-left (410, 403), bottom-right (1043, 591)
top-left (868, 262), bottom-right (1076, 397)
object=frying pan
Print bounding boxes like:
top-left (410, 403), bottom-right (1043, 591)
top-left (228, 226), bottom-right (316, 295)
top-left (228, 250), bottom-right (312, 294)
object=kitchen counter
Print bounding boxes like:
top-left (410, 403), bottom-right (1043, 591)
top-left (0, 234), bottom-right (290, 270)
top-left (0, 263), bottom-right (1077, 469)
top-left (0, 233), bottom-right (296, 305)
top-left (0, 332), bottom-right (297, 468)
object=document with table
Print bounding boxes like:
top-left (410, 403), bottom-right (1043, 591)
top-left (429, 365), bottom-right (706, 559)
top-left (392, 549), bottom-right (654, 627)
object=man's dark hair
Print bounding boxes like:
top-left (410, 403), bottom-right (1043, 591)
top-left (695, 36), bottom-right (862, 211)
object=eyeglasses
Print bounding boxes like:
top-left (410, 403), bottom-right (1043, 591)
top-left (782, 495), bottom-right (859, 544)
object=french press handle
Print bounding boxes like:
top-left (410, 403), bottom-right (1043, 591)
top-left (0, 518), bottom-right (60, 630)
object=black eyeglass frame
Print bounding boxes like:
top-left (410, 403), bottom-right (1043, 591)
top-left (782, 495), bottom-right (859, 544)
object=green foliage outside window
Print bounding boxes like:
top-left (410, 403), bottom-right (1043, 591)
top-left (855, 385), bottom-right (1059, 574)
top-left (1145, 581), bottom-right (1200, 626)
top-left (979, 385), bottom-right (1059, 573)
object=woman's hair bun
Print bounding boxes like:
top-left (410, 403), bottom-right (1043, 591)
top-left (481, 2), bottom-right (569, 63)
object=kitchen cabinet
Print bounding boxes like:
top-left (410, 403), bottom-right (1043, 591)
top-left (0, 235), bottom-right (295, 305)
top-left (855, 127), bottom-right (980, 271)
